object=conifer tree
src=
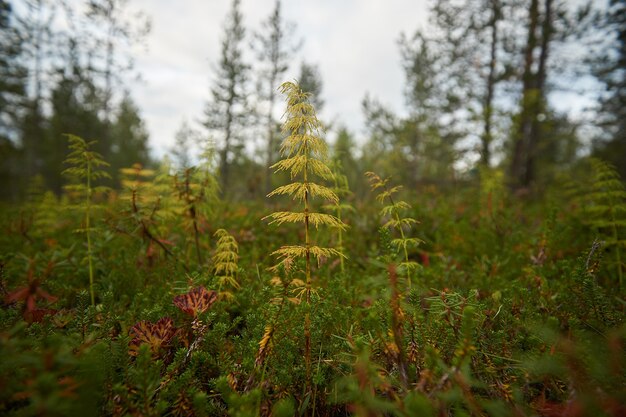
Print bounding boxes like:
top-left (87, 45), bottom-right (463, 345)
top-left (265, 81), bottom-right (346, 395)
top-left (109, 92), bottom-right (151, 185)
top-left (593, 0), bottom-right (626, 178)
top-left (17, 0), bottom-right (57, 182)
top-left (47, 43), bottom-right (106, 194)
top-left (203, 0), bottom-right (250, 193)
top-left (0, 0), bottom-right (27, 199)
top-left (83, 0), bottom-right (150, 123)
top-left (298, 61), bottom-right (324, 112)
top-left (170, 120), bottom-right (198, 171)
top-left (252, 0), bottom-right (300, 194)
top-left (0, 0), bottom-right (26, 141)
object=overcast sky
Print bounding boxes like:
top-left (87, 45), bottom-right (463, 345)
top-left (127, 0), bottom-right (427, 157)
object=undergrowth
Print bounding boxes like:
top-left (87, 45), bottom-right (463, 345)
top-left (0, 82), bottom-right (624, 417)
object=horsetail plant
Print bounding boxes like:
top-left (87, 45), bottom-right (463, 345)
top-left (212, 229), bottom-right (240, 299)
top-left (322, 161), bottom-right (355, 274)
top-left (264, 80), bottom-right (347, 396)
top-left (366, 172), bottom-right (422, 291)
top-left (62, 134), bottom-right (111, 306)
top-left (173, 168), bottom-right (208, 265)
top-left (116, 164), bottom-right (182, 266)
top-left (587, 159), bottom-right (626, 290)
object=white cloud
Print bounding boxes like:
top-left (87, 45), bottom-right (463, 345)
top-left (128, 0), bottom-right (428, 157)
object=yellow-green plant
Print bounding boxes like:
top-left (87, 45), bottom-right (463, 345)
top-left (173, 168), bottom-right (206, 265)
top-left (479, 166), bottom-right (505, 218)
top-left (62, 134), bottom-right (111, 306)
top-left (366, 172), bottom-right (422, 290)
top-left (173, 143), bottom-right (220, 266)
top-left (586, 158), bottom-right (626, 289)
top-left (264, 80), bottom-right (346, 394)
top-left (322, 161), bottom-right (355, 273)
top-left (212, 229), bottom-right (239, 299)
top-left (116, 164), bottom-right (178, 263)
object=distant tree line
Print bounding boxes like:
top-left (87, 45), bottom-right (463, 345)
top-left (1, 0), bottom-right (624, 201)
top-left (0, 0), bottom-right (151, 199)
top-left (198, 0), bottom-right (626, 199)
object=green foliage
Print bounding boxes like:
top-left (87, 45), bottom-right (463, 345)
top-left (62, 134), bottom-right (111, 306)
top-left (1, 114), bottom-right (625, 417)
top-left (322, 160), bottom-right (355, 273)
top-left (265, 81), bottom-right (346, 267)
top-left (203, 0), bottom-right (251, 192)
top-left (213, 229), bottom-right (240, 299)
top-left (264, 80), bottom-right (346, 400)
top-left (585, 158), bottom-right (626, 289)
top-left (366, 171), bottom-right (422, 289)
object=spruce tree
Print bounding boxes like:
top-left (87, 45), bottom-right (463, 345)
top-left (83, 0), bottom-right (151, 123)
top-left (109, 92), bottom-right (151, 185)
top-left (593, 0), bottom-right (626, 178)
top-left (47, 41), bottom-right (106, 193)
top-left (298, 61), bottom-right (324, 111)
top-left (252, 0), bottom-right (300, 194)
top-left (170, 120), bottom-right (198, 171)
top-left (203, 0), bottom-right (250, 193)
top-left (0, 0), bottom-right (27, 199)
top-left (0, 0), bottom-right (26, 142)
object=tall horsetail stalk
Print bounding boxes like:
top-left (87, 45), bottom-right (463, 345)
top-left (366, 172), bottom-right (422, 291)
top-left (323, 163), bottom-right (354, 274)
top-left (264, 81), bottom-right (346, 397)
top-left (63, 134), bottom-right (111, 306)
top-left (588, 159), bottom-right (626, 290)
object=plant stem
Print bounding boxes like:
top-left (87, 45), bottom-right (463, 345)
top-left (304, 157), bottom-right (312, 398)
top-left (334, 175), bottom-right (345, 274)
top-left (86, 158), bottom-right (95, 306)
top-left (611, 207), bottom-right (623, 290)
top-left (388, 263), bottom-right (408, 388)
top-left (387, 192), bottom-right (412, 291)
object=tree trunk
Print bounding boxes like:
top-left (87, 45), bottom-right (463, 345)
top-left (481, 0), bottom-right (500, 167)
top-left (509, 0), bottom-right (539, 189)
top-left (523, 0), bottom-right (553, 186)
top-left (264, 85), bottom-right (276, 195)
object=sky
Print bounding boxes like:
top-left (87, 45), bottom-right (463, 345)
top-left (127, 0), bottom-right (428, 157)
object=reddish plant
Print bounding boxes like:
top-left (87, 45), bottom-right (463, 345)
top-left (173, 286), bottom-right (217, 317)
top-left (5, 261), bottom-right (58, 323)
top-left (129, 317), bottom-right (177, 358)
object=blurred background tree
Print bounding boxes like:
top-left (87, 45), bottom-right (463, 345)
top-left (0, 0), bottom-right (623, 201)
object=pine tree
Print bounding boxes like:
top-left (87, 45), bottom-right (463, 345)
top-left (509, 0), bottom-right (553, 188)
top-left (83, 0), bottom-right (150, 123)
top-left (47, 42), bottom-right (107, 194)
top-left (0, 0), bottom-right (27, 199)
top-left (203, 0), bottom-right (250, 193)
top-left (298, 61), bottom-right (324, 112)
top-left (593, 0), bottom-right (626, 178)
top-left (252, 0), bottom-right (300, 194)
top-left (109, 92), bottom-right (151, 186)
top-left (170, 120), bottom-right (198, 171)
top-left (16, 0), bottom-right (58, 183)
top-left (0, 0), bottom-right (26, 142)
